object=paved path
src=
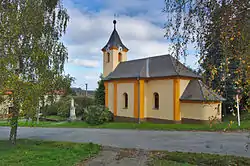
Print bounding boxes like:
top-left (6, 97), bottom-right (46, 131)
top-left (0, 127), bottom-right (250, 157)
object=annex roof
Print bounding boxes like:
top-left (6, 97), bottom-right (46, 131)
top-left (180, 79), bottom-right (226, 102)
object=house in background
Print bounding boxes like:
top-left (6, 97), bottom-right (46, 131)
top-left (0, 91), bottom-right (14, 118)
top-left (40, 90), bottom-right (65, 107)
top-left (71, 88), bottom-right (95, 98)
top-left (103, 20), bottom-right (225, 124)
top-left (0, 90), bottom-right (65, 117)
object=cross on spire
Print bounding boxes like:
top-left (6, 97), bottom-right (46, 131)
top-left (113, 13), bottom-right (118, 29)
top-left (113, 20), bottom-right (117, 29)
top-left (101, 14), bottom-right (129, 52)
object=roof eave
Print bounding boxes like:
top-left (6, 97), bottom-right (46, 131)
top-left (180, 99), bottom-right (224, 102)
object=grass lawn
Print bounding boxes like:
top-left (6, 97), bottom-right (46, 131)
top-left (0, 119), bottom-right (249, 131)
top-left (149, 151), bottom-right (250, 166)
top-left (0, 139), bottom-right (100, 166)
top-left (42, 115), bottom-right (66, 121)
top-left (1, 140), bottom-right (250, 166)
top-left (1, 113), bottom-right (249, 131)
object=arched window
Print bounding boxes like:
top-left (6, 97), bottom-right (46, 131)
top-left (123, 93), bottom-right (128, 108)
top-left (118, 52), bottom-right (122, 62)
top-left (107, 53), bottom-right (110, 63)
top-left (153, 92), bottom-right (159, 109)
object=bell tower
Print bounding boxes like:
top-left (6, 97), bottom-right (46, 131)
top-left (102, 20), bottom-right (129, 77)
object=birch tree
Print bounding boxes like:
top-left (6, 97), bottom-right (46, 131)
top-left (164, 0), bottom-right (250, 113)
top-left (0, 0), bottom-right (70, 144)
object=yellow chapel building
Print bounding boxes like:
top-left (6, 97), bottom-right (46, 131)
top-left (102, 20), bottom-right (225, 124)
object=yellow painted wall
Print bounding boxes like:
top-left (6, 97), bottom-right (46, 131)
top-left (178, 79), bottom-right (190, 120)
top-left (117, 83), bottom-right (134, 117)
top-left (103, 50), bottom-right (127, 77)
top-left (104, 82), bottom-right (108, 107)
top-left (180, 79), bottom-right (190, 96)
top-left (181, 102), bottom-right (222, 120)
top-left (41, 95), bottom-right (61, 107)
top-left (107, 83), bottom-right (114, 113)
top-left (146, 79), bottom-right (174, 120)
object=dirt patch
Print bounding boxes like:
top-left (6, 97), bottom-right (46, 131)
top-left (81, 147), bottom-right (150, 166)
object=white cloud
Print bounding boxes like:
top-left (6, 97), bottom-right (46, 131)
top-left (68, 59), bottom-right (99, 68)
top-left (64, 7), bottom-right (171, 61)
top-left (68, 69), bottom-right (100, 90)
top-left (63, 0), bottom-right (199, 89)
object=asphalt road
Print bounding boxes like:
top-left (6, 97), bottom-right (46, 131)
top-left (0, 127), bottom-right (249, 157)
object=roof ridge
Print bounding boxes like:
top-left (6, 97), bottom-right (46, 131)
top-left (139, 60), bottom-right (145, 76)
top-left (199, 81), bottom-right (222, 101)
top-left (138, 58), bottom-right (150, 78)
top-left (122, 54), bottom-right (171, 64)
top-left (146, 58), bottom-right (149, 77)
top-left (169, 56), bottom-right (179, 76)
top-left (198, 80), bottom-right (206, 101)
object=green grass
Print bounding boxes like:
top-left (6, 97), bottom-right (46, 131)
top-left (1, 140), bottom-right (249, 166)
top-left (151, 160), bottom-right (195, 166)
top-left (42, 115), bottom-right (66, 121)
top-left (0, 120), bottom-right (249, 131)
top-left (224, 112), bottom-right (250, 122)
top-left (0, 139), bottom-right (100, 166)
top-left (1, 113), bottom-right (249, 131)
top-left (149, 151), bottom-right (250, 166)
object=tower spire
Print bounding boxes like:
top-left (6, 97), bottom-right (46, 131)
top-left (101, 20), bottom-right (129, 52)
top-left (113, 20), bottom-right (117, 30)
top-left (102, 19), bottom-right (129, 77)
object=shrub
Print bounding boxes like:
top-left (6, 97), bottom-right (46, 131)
top-left (74, 96), bottom-right (94, 117)
top-left (40, 104), bottom-right (57, 116)
top-left (56, 96), bottom-right (71, 118)
top-left (241, 112), bottom-right (250, 121)
top-left (102, 107), bottom-right (114, 122)
top-left (40, 96), bottom-right (96, 119)
top-left (41, 96), bottom-right (71, 118)
top-left (46, 104), bottom-right (58, 116)
top-left (85, 105), bottom-right (113, 125)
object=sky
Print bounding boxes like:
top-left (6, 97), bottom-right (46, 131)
top-left (63, 0), bottom-right (199, 90)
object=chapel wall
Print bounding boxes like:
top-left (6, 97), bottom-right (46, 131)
top-left (145, 79), bottom-right (174, 120)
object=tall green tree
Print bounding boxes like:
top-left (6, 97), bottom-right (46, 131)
top-left (200, 2), bottom-right (250, 113)
top-left (164, 0), bottom-right (250, 112)
top-left (0, 0), bottom-right (70, 144)
top-left (95, 74), bottom-right (105, 106)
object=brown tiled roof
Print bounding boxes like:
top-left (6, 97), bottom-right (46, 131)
top-left (105, 54), bottom-right (201, 80)
top-left (180, 79), bottom-right (226, 102)
top-left (0, 89), bottom-right (13, 95)
top-left (46, 90), bottom-right (65, 95)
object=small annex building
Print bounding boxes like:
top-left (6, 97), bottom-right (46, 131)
top-left (102, 20), bottom-right (225, 124)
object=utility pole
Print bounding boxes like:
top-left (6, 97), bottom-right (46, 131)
top-left (85, 83), bottom-right (88, 97)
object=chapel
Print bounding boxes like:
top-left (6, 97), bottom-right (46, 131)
top-left (102, 20), bottom-right (225, 123)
